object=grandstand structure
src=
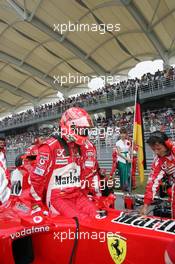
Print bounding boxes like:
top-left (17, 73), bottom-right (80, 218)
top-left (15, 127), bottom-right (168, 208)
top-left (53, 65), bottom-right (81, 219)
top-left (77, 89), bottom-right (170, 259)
top-left (0, 0), bottom-right (175, 111)
top-left (0, 77), bottom-right (175, 131)
top-left (0, 0), bottom-right (175, 175)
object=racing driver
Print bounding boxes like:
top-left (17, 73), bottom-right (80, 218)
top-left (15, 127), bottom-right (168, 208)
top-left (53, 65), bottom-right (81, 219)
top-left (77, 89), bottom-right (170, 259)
top-left (29, 107), bottom-right (100, 220)
top-left (141, 131), bottom-right (175, 219)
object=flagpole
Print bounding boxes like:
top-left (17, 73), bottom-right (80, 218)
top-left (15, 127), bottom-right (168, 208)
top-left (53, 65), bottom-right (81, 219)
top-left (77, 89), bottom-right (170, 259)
top-left (129, 84), bottom-right (139, 193)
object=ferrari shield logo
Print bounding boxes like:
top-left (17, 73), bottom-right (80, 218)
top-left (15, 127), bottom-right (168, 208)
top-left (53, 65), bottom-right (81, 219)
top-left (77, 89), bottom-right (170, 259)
top-left (107, 234), bottom-right (127, 264)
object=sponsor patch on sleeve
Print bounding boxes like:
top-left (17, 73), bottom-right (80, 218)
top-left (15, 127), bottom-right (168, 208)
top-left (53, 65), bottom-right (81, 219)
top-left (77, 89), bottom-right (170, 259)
top-left (34, 167), bottom-right (45, 176)
top-left (85, 160), bottom-right (94, 167)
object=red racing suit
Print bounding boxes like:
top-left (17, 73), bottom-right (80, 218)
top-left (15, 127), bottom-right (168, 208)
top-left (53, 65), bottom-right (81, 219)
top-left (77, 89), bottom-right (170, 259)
top-left (80, 140), bottom-right (101, 196)
top-left (29, 136), bottom-right (97, 220)
top-left (144, 149), bottom-right (175, 218)
top-left (0, 149), bottom-right (10, 205)
top-left (80, 141), bottom-right (117, 209)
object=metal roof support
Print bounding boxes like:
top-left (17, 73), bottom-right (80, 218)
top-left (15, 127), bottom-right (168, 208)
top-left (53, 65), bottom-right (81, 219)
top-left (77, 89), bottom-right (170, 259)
top-left (7, 0), bottom-right (27, 20)
top-left (0, 51), bottom-right (67, 94)
top-left (120, 0), bottom-right (168, 64)
top-left (163, 54), bottom-right (171, 70)
top-left (0, 99), bottom-right (14, 109)
top-left (20, 39), bottom-right (52, 65)
top-left (110, 52), bottom-right (158, 75)
top-left (148, 0), bottom-right (161, 29)
top-left (60, 0), bottom-right (123, 42)
top-left (6, 0), bottom-right (107, 76)
top-left (28, 0), bottom-right (43, 21)
top-left (31, 18), bottom-right (107, 75)
top-left (169, 48), bottom-right (175, 58)
top-left (0, 80), bottom-right (36, 102)
top-left (44, 56), bottom-right (77, 78)
top-left (151, 7), bottom-right (175, 29)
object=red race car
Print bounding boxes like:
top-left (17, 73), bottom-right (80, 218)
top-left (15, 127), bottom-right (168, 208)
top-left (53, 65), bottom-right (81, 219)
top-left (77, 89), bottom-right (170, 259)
top-left (0, 200), bottom-right (175, 264)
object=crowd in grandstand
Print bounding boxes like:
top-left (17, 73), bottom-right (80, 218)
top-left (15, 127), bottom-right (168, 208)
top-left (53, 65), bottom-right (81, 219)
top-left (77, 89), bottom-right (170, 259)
top-left (0, 67), bottom-right (175, 128)
top-left (1, 66), bottom-right (175, 151)
top-left (94, 108), bottom-right (175, 133)
top-left (4, 107), bottom-right (175, 151)
top-left (6, 124), bottom-right (57, 150)
top-left (6, 131), bottom-right (35, 150)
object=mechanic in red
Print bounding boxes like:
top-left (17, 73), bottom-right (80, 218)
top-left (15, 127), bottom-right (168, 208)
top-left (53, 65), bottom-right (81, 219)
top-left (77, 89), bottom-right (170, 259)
top-left (29, 107), bottom-right (98, 220)
top-left (141, 131), bottom-right (175, 218)
top-left (10, 143), bottom-right (40, 201)
top-left (0, 136), bottom-right (11, 205)
top-left (8, 129), bottom-right (53, 221)
top-left (10, 153), bottom-right (31, 200)
top-left (22, 126), bottom-right (52, 183)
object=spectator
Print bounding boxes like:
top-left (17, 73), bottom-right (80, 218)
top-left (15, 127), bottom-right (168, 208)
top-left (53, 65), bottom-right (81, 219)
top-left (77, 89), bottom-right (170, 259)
top-left (116, 127), bottom-right (132, 192)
